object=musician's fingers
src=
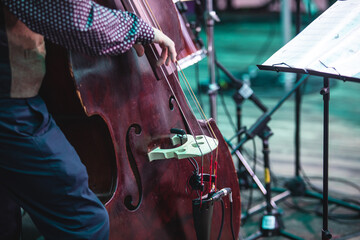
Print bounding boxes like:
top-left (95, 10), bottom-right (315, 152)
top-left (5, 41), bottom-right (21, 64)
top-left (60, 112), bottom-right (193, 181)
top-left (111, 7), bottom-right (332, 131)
top-left (165, 55), bottom-right (170, 66)
top-left (169, 46), bottom-right (176, 65)
top-left (164, 39), bottom-right (176, 66)
top-left (153, 28), bottom-right (176, 66)
top-left (157, 44), bottom-right (168, 66)
top-left (165, 49), bottom-right (172, 66)
top-left (133, 44), bottom-right (145, 57)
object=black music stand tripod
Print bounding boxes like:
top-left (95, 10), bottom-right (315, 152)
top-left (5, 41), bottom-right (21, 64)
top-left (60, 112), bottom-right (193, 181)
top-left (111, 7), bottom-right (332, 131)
top-left (257, 1), bottom-right (360, 238)
top-left (258, 68), bottom-right (360, 240)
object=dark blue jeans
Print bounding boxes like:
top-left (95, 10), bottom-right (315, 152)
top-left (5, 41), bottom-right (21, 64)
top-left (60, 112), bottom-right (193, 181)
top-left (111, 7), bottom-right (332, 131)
top-left (0, 96), bottom-right (109, 239)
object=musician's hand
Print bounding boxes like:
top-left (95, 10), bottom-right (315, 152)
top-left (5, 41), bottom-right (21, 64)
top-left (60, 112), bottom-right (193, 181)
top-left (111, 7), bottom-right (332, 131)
top-left (152, 28), bottom-right (176, 66)
top-left (133, 44), bottom-right (145, 57)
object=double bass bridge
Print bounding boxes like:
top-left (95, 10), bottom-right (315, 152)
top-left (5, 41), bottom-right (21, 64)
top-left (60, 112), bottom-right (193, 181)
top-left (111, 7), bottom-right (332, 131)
top-left (148, 134), bottom-right (218, 161)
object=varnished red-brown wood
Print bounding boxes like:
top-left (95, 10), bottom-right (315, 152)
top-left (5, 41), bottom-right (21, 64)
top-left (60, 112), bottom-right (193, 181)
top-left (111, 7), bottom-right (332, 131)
top-left (42, 0), bottom-right (240, 239)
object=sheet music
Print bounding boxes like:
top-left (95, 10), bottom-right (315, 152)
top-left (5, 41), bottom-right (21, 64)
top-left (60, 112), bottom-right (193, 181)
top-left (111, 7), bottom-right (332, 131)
top-left (262, 0), bottom-right (360, 79)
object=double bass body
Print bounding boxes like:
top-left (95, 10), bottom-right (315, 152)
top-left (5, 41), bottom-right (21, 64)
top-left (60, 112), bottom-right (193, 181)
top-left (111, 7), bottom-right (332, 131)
top-left (41, 0), bottom-right (241, 239)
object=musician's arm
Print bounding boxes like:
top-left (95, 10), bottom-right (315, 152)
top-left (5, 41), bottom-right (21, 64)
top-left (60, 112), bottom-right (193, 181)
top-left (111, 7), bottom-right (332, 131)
top-left (1, 0), bottom-right (154, 55)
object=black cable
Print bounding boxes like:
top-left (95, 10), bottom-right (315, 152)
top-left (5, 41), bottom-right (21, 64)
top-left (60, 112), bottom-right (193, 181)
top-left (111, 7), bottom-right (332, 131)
top-left (282, 194), bottom-right (360, 222)
top-left (241, 147), bottom-right (260, 166)
top-left (187, 157), bottom-right (201, 198)
top-left (304, 175), bottom-right (360, 194)
top-left (242, 139), bottom-right (257, 225)
top-left (299, 165), bottom-right (323, 194)
top-left (187, 157), bottom-right (199, 174)
top-left (300, 165), bottom-right (360, 198)
top-left (217, 199), bottom-right (225, 240)
top-left (240, 145), bottom-right (280, 187)
top-left (187, 158), bottom-right (197, 172)
top-left (196, 64), bottom-right (203, 108)
top-left (191, 157), bottom-right (200, 174)
top-left (219, 88), bottom-right (238, 132)
top-left (230, 201), bottom-right (236, 240)
top-left (328, 204), bottom-right (360, 222)
top-left (341, 198), bottom-right (360, 206)
top-left (214, 53), bottom-right (239, 132)
top-left (280, 172), bottom-right (360, 222)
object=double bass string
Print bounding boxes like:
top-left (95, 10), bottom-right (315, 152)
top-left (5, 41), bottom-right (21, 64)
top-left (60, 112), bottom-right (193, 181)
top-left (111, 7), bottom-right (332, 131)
top-left (127, 0), bottom-right (201, 149)
top-left (129, 0), bottom-right (219, 195)
top-left (131, 0), bottom-right (211, 155)
top-left (177, 64), bottom-right (219, 191)
top-left (142, 0), bottom-right (220, 193)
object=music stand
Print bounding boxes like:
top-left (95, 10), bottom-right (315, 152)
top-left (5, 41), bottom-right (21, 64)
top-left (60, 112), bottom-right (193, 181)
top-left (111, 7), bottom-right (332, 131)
top-left (257, 1), bottom-right (360, 239)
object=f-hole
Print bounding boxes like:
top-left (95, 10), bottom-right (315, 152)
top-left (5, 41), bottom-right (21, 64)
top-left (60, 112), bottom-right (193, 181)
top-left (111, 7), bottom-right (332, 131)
top-left (124, 123), bottom-right (143, 211)
top-left (169, 95), bottom-right (176, 110)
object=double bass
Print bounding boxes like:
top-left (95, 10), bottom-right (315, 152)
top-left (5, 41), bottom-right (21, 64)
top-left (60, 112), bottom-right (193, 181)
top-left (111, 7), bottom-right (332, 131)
top-left (41, 0), bottom-right (241, 239)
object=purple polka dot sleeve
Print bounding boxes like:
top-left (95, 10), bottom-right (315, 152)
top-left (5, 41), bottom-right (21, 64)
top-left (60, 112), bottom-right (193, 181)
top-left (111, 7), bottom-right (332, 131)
top-left (2, 0), bottom-right (155, 56)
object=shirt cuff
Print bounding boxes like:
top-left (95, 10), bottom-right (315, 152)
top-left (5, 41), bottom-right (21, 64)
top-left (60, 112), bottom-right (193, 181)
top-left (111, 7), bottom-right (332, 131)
top-left (135, 18), bottom-right (155, 45)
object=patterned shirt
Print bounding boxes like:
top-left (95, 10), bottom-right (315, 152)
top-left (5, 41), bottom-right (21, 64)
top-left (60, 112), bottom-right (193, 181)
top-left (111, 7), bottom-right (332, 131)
top-left (1, 0), bottom-right (155, 56)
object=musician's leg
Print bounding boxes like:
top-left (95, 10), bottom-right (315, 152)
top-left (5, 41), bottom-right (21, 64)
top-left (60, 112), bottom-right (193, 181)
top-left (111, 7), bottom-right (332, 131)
top-left (0, 185), bottom-right (21, 240)
top-left (0, 96), bottom-right (109, 240)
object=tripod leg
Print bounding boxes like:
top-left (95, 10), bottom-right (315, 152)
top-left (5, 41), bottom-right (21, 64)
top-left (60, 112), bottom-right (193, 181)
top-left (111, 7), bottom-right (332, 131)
top-left (244, 230), bottom-right (262, 240)
top-left (280, 230), bottom-right (305, 240)
top-left (234, 149), bottom-right (267, 195)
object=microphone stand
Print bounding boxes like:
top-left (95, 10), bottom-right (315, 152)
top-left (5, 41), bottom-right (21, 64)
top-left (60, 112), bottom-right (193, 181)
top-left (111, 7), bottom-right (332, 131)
top-left (205, 0), bottom-right (220, 121)
top-left (230, 75), bottom-right (309, 240)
